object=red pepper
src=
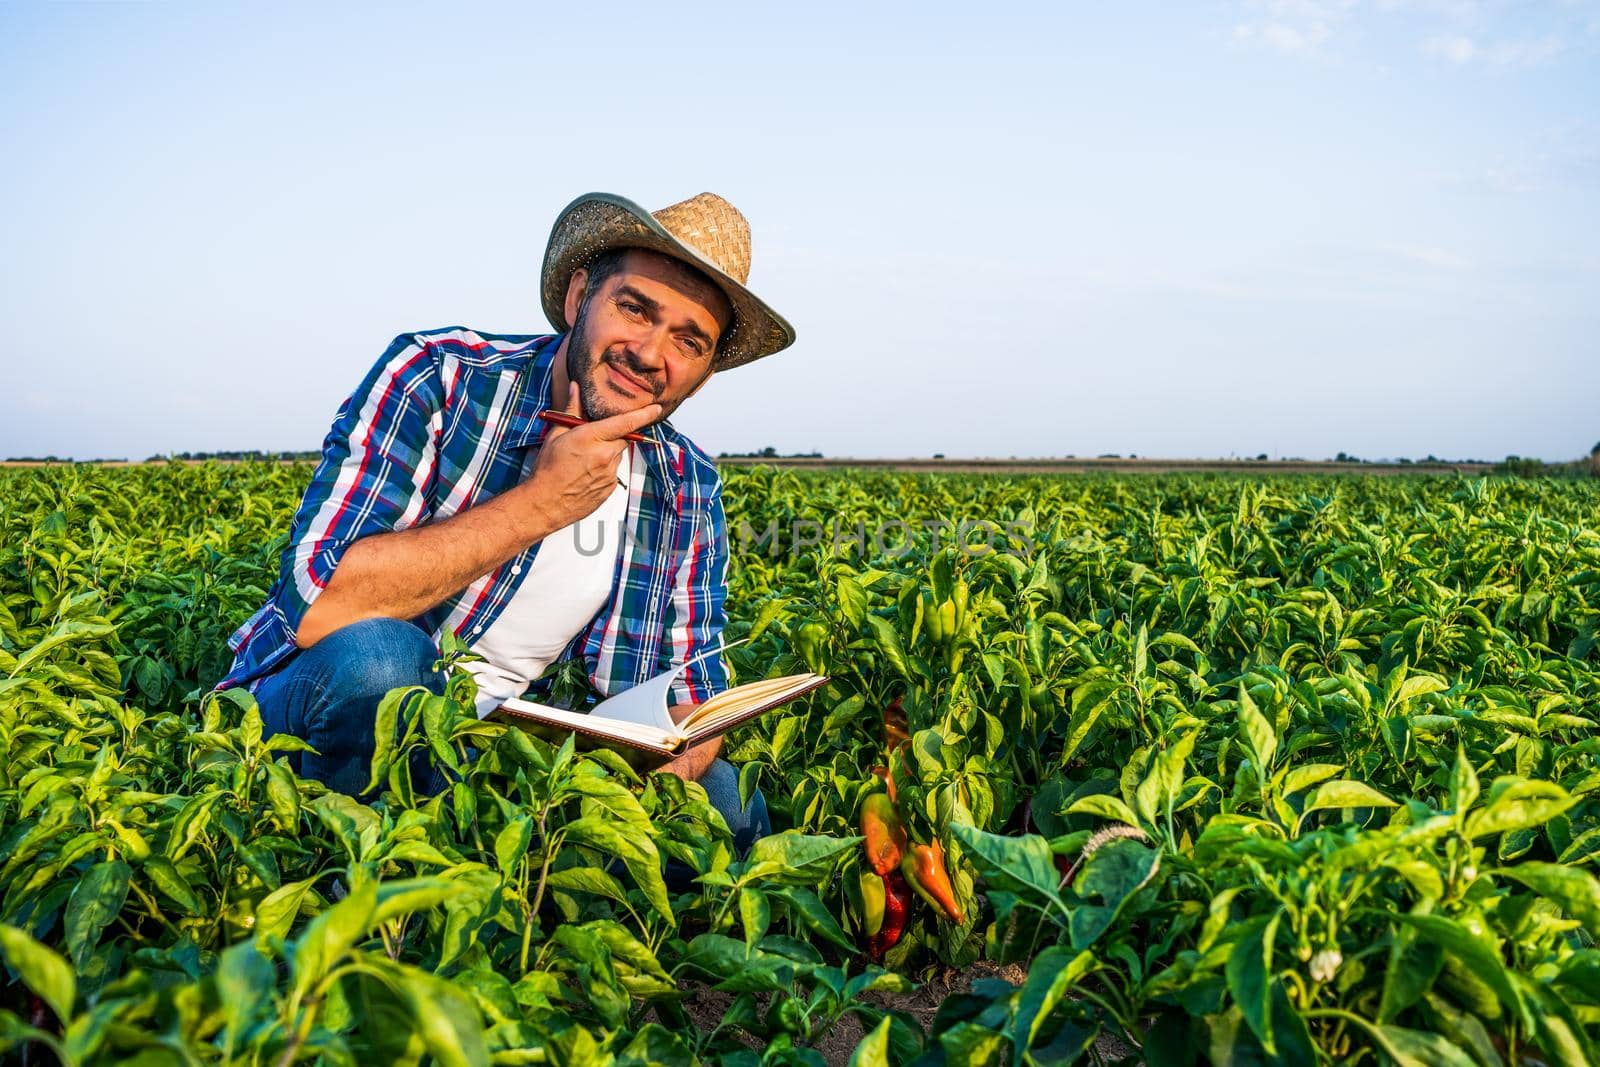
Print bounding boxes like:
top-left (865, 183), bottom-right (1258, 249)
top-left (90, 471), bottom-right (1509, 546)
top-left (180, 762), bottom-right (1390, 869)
top-left (883, 695), bottom-right (910, 754)
top-left (861, 793), bottom-right (908, 876)
top-left (902, 839), bottom-right (963, 924)
top-left (865, 870), bottom-right (912, 958)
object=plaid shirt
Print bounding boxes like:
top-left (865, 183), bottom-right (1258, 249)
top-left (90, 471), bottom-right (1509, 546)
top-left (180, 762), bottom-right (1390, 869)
top-left (218, 328), bottom-right (730, 706)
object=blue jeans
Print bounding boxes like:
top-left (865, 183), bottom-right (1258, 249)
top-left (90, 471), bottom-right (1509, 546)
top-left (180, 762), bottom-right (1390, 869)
top-left (253, 618), bottom-right (770, 849)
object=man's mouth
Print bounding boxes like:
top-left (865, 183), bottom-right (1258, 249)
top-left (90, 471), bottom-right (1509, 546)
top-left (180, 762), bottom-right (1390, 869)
top-left (604, 361), bottom-right (654, 397)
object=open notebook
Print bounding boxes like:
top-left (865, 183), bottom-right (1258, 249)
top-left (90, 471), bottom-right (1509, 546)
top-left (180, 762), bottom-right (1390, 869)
top-left (489, 642), bottom-right (828, 765)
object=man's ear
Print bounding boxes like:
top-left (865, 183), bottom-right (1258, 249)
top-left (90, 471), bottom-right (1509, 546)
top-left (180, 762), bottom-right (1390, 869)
top-left (563, 267), bottom-right (590, 327)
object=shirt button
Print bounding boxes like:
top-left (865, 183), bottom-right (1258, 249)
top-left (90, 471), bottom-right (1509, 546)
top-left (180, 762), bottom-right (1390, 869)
top-left (511, 564), bottom-right (523, 575)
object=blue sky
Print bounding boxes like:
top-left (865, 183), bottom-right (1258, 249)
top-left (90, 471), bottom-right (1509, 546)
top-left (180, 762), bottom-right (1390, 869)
top-left (2, 1), bottom-right (1595, 461)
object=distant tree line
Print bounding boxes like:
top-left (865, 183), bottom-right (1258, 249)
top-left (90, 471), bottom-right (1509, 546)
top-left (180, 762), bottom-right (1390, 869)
top-left (4, 455), bottom-right (128, 464)
top-left (717, 446), bottom-right (824, 459)
top-left (143, 450), bottom-right (322, 462)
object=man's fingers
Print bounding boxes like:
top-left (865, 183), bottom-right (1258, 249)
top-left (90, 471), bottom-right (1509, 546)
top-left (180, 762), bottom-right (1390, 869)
top-left (590, 402), bottom-right (663, 441)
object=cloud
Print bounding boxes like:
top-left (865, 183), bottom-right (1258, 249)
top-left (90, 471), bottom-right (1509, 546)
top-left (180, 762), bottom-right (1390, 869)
top-left (1424, 32), bottom-right (1567, 66)
top-left (1424, 33), bottom-right (1477, 61)
top-left (1231, 0), bottom-right (1356, 56)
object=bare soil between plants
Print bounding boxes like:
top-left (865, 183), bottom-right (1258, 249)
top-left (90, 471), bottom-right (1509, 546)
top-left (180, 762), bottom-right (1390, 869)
top-left (676, 962), bottom-right (1137, 1065)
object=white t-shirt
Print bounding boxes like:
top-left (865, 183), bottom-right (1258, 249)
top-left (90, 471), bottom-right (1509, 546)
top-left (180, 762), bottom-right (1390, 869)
top-left (464, 447), bottom-right (632, 717)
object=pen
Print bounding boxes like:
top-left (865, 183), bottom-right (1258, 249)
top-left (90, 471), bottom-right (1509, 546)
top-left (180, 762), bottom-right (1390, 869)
top-left (537, 409), bottom-right (657, 445)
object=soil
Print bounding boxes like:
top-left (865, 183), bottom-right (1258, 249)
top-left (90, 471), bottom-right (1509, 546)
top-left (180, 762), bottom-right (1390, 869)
top-left (675, 960), bottom-right (1138, 1065)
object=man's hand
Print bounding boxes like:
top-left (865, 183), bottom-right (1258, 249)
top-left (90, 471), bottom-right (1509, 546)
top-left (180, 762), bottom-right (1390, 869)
top-left (658, 701), bottom-right (721, 782)
top-left (294, 385), bottom-right (659, 649)
top-left (521, 384), bottom-right (660, 532)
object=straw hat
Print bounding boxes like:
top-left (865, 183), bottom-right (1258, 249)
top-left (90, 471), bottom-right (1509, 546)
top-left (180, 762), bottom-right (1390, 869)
top-left (541, 192), bottom-right (796, 371)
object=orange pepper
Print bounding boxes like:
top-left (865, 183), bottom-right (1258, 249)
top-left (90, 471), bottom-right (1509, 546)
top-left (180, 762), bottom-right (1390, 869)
top-left (902, 839), bottom-right (963, 924)
top-left (860, 793), bottom-right (908, 876)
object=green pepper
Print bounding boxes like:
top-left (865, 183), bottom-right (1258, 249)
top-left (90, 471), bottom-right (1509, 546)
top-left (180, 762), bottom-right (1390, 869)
top-left (922, 591), bottom-right (944, 643)
top-left (860, 871), bottom-right (887, 936)
top-left (796, 621), bottom-right (829, 673)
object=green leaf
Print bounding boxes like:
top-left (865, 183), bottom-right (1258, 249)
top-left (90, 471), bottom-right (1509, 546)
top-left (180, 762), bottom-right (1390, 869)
top-left (1390, 913), bottom-right (1529, 1032)
top-left (1464, 779), bottom-right (1575, 840)
top-left (739, 887), bottom-right (770, 948)
top-left (1012, 944), bottom-right (1095, 1067)
top-left (1066, 794), bottom-right (1142, 827)
top-left (1134, 731), bottom-right (1197, 825)
top-left (292, 878), bottom-right (377, 997)
top-left (563, 815), bottom-right (672, 921)
top-left (1237, 685), bottom-right (1276, 772)
top-left (1449, 745), bottom-right (1479, 816)
top-left (543, 866), bottom-right (630, 905)
top-left (1280, 763), bottom-right (1343, 796)
top-left (865, 614), bottom-right (909, 678)
top-left (1226, 911), bottom-right (1280, 1054)
top-left (398, 969), bottom-right (492, 1067)
top-left (745, 598), bottom-right (789, 644)
top-left (849, 1016), bottom-right (892, 1067)
top-left (64, 859), bottom-right (130, 970)
top-left (254, 876), bottom-right (319, 944)
top-left (950, 823), bottom-right (1061, 903)
top-left (142, 855), bottom-right (203, 915)
top-left (1328, 1011), bottom-right (1479, 1067)
top-left (0, 924), bottom-right (75, 1023)
top-left (1303, 780), bottom-right (1397, 814)
top-left (745, 832), bottom-right (861, 881)
top-left (265, 760), bottom-right (302, 830)
top-left (371, 878), bottom-right (470, 927)
top-left (1065, 679), bottom-right (1118, 761)
top-left (1492, 863), bottom-right (1600, 932)
top-left (1392, 675), bottom-right (1448, 706)
top-left (495, 816), bottom-right (532, 874)
top-left (1069, 836), bottom-right (1161, 949)
top-left (366, 684), bottom-right (419, 794)
top-left (836, 575), bottom-right (868, 629)
top-left (216, 940), bottom-right (274, 1056)
top-left (770, 886), bottom-right (856, 955)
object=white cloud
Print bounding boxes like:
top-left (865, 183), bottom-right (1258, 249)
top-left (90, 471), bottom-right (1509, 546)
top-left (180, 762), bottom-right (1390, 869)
top-left (1425, 32), bottom-right (1566, 66)
top-left (1232, 0), bottom-right (1356, 56)
top-left (1424, 33), bottom-right (1477, 61)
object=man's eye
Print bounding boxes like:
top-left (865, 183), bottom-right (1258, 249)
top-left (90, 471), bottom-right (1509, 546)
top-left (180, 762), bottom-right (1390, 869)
top-left (679, 337), bottom-right (704, 356)
top-left (618, 301), bottom-right (644, 316)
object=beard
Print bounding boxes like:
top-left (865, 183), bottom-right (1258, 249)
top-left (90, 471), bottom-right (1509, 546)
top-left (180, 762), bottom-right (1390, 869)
top-left (565, 297), bottom-right (668, 421)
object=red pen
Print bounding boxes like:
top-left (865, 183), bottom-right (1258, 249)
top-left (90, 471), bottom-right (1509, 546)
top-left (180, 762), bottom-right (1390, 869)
top-left (537, 409), bottom-right (657, 445)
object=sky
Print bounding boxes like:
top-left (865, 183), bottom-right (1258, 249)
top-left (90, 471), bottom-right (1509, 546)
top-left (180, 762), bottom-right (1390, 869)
top-left (1, 1), bottom-right (1596, 462)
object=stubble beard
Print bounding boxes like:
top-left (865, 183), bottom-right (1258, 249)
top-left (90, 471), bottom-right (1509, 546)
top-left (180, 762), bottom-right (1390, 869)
top-left (566, 297), bottom-right (665, 421)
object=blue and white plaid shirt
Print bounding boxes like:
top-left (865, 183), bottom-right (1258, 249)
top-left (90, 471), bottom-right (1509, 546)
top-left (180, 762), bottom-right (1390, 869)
top-left (218, 328), bottom-right (730, 705)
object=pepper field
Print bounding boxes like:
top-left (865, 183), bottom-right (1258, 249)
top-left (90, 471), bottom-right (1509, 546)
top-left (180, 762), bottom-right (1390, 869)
top-left (2, 462), bottom-right (1598, 1066)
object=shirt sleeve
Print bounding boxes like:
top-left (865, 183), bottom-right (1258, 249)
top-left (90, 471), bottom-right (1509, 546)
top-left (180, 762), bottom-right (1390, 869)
top-left (272, 334), bottom-right (440, 641)
top-left (662, 479), bottom-right (731, 707)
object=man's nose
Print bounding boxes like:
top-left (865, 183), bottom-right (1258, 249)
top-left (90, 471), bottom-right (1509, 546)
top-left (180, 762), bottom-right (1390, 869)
top-left (626, 327), bottom-right (672, 373)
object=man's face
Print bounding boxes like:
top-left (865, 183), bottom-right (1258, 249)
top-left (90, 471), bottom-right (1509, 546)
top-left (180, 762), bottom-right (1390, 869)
top-left (564, 249), bottom-right (732, 423)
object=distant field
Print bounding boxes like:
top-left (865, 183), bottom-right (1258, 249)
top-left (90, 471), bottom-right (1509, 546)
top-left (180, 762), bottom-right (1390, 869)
top-left (3, 456), bottom-right (1496, 475)
top-left (716, 455), bottom-right (1494, 475)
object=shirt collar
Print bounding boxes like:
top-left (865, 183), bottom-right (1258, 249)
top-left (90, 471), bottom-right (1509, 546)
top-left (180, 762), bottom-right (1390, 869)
top-left (505, 333), bottom-right (684, 490)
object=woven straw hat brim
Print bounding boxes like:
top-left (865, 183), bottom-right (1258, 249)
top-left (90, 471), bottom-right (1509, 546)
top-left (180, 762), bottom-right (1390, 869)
top-left (541, 193), bottom-right (796, 371)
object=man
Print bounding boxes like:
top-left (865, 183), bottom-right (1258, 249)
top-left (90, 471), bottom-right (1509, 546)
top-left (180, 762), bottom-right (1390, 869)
top-left (217, 191), bottom-right (795, 849)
